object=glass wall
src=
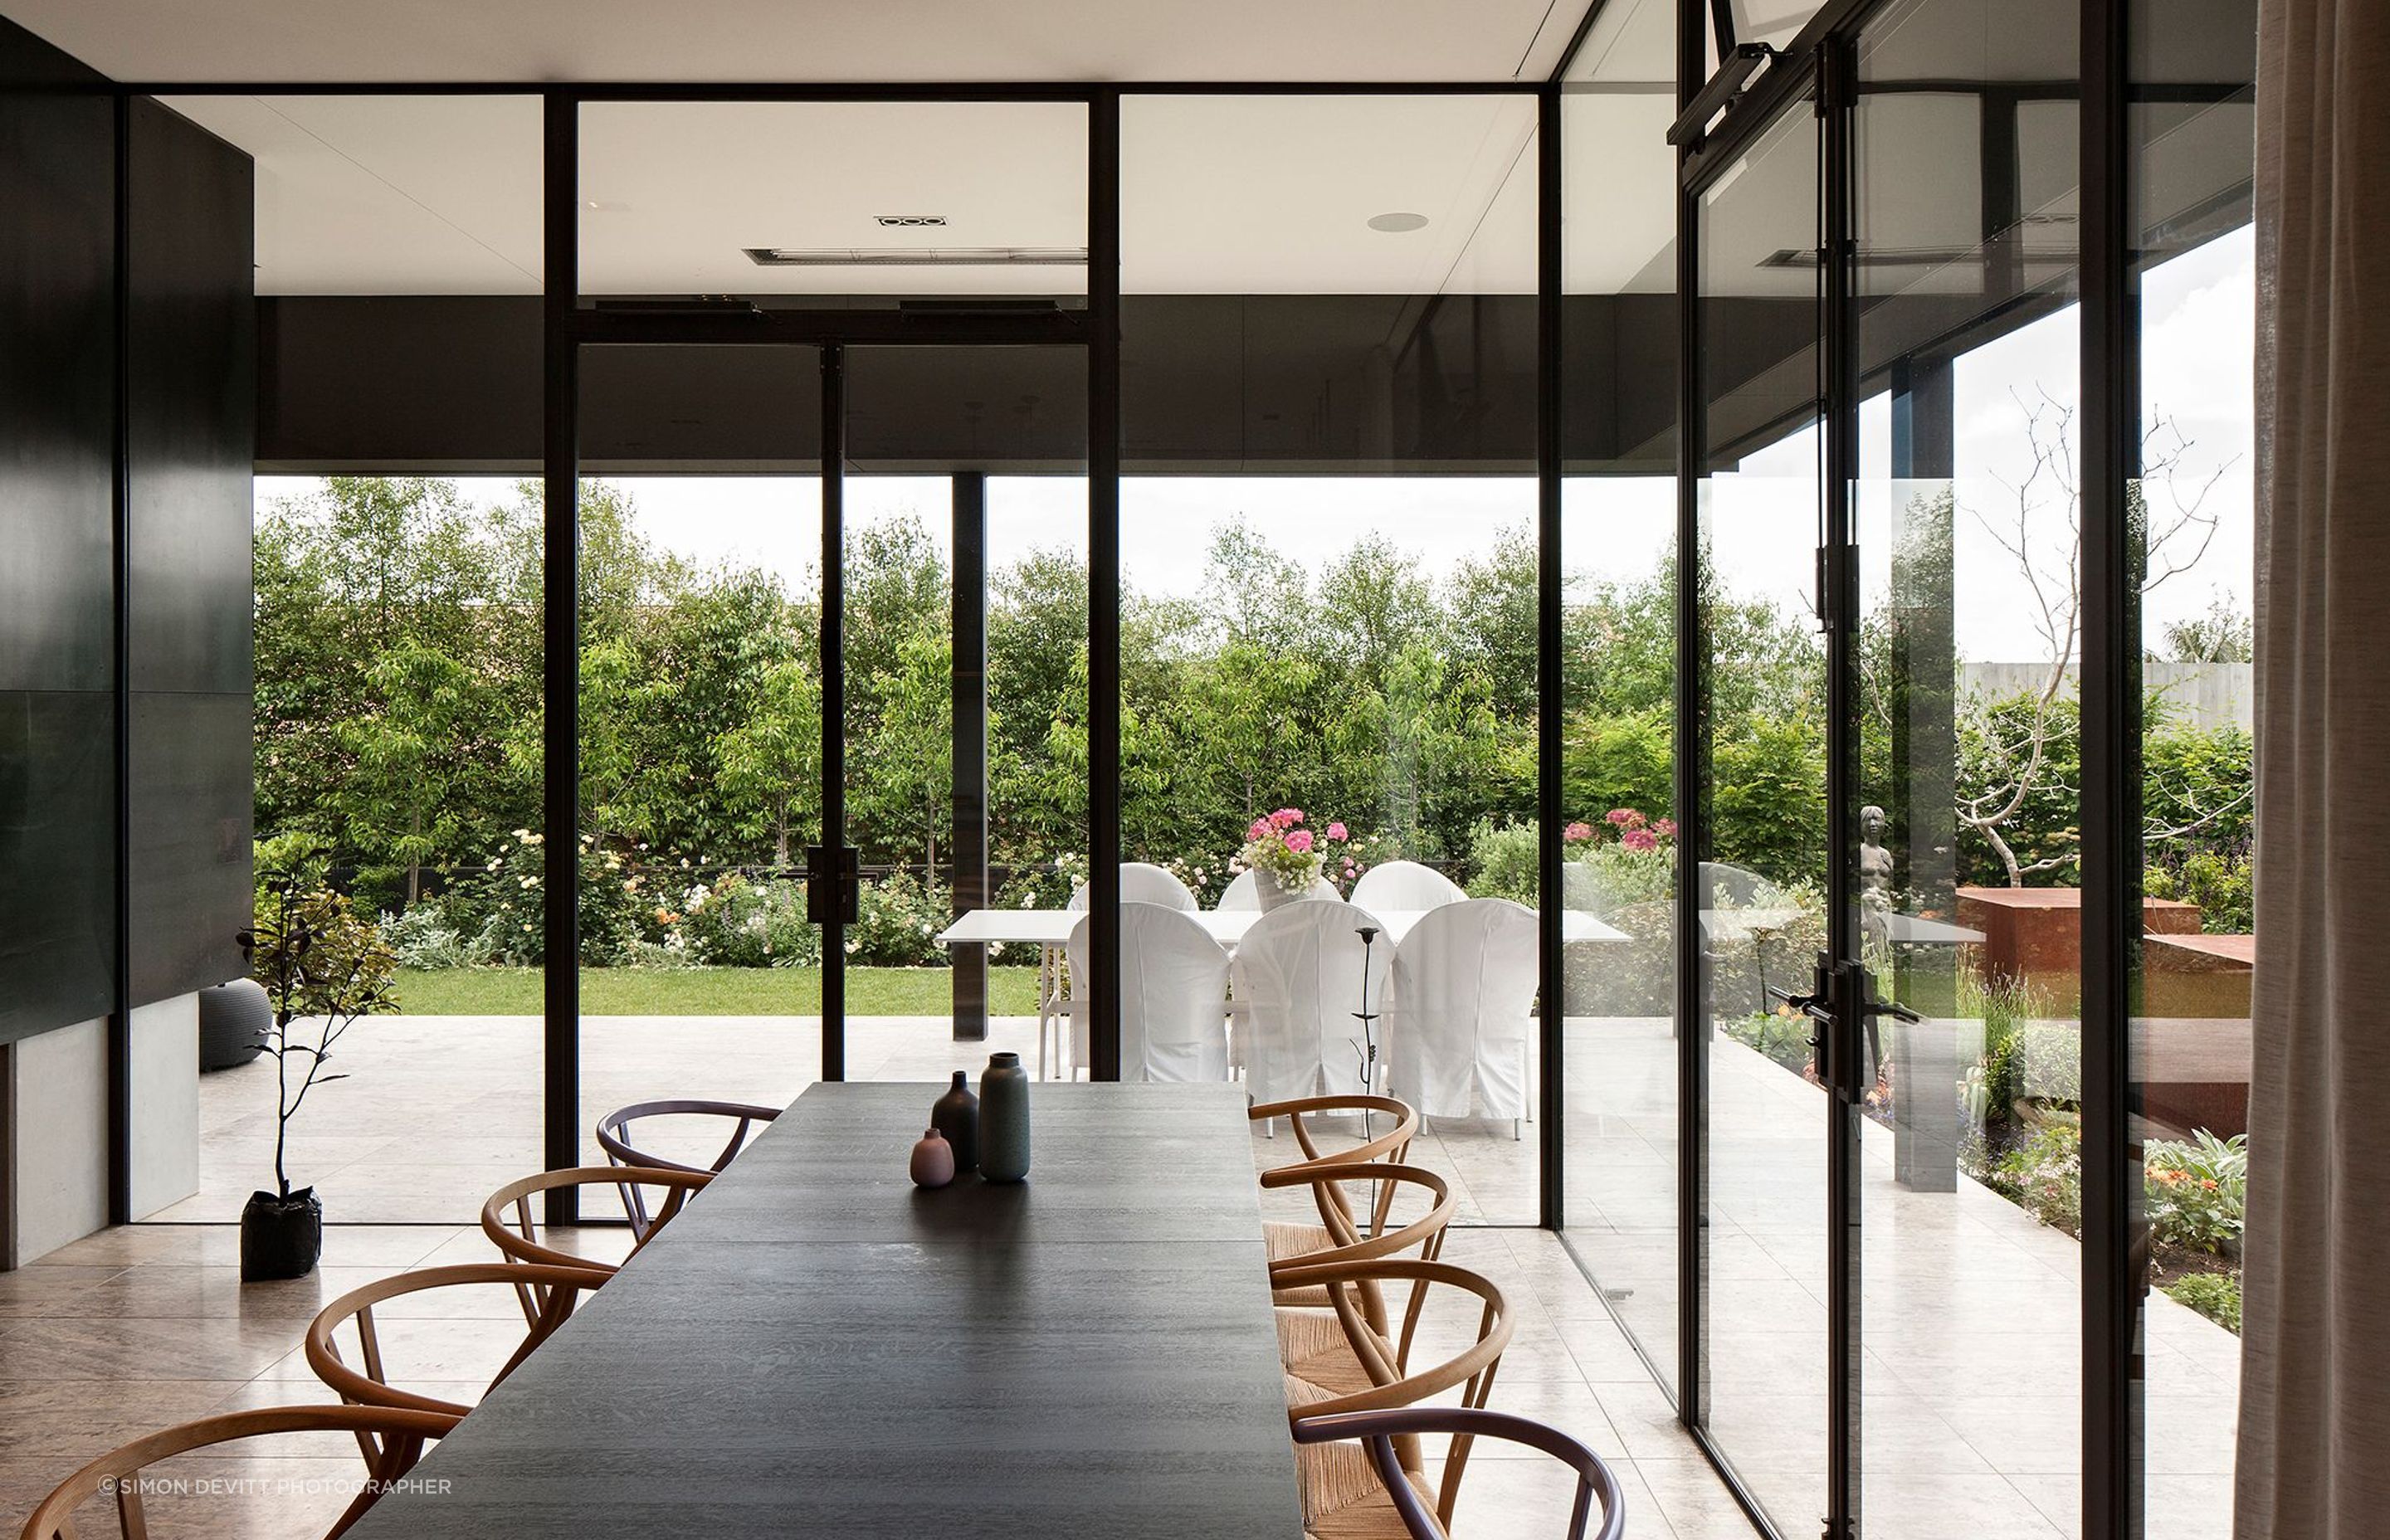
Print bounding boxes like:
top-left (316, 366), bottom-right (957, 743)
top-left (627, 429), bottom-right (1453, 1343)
top-left (1850, 0), bottom-right (2085, 1531)
top-left (158, 93), bottom-right (545, 1223)
top-left (2129, 7), bottom-right (2258, 1535)
top-left (1121, 93), bottom-right (1540, 1220)
top-left (1559, 0), bottom-right (1685, 1393)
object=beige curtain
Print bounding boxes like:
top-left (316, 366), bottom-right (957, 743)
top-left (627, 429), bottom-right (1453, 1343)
top-left (2239, 2), bottom-right (2390, 1535)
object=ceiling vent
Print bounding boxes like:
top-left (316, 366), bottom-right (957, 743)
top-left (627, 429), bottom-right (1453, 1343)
top-left (744, 246), bottom-right (1088, 267)
top-left (874, 214), bottom-right (949, 227)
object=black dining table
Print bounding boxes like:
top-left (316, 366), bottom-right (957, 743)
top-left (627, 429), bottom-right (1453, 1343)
top-left (345, 1079), bottom-right (1303, 1538)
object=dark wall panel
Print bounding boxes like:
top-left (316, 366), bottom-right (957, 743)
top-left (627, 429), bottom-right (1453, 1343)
top-left (0, 18), bottom-right (116, 1049)
top-left (124, 98), bottom-right (255, 1004)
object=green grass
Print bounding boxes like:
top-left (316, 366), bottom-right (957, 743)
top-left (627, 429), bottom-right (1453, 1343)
top-left (390, 965), bottom-right (1041, 1016)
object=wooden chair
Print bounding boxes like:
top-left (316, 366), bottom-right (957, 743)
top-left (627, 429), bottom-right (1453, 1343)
top-left (1293, 1408), bottom-right (1628, 1540)
top-left (17, 1404), bottom-right (461, 1540)
top-left (306, 1262), bottom-right (613, 1431)
top-left (1271, 1258), bottom-right (1514, 1540)
top-left (595, 1099), bottom-right (779, 1177)
top-left (1249, 1094), bottom-right (1421, 1265)
top-left (481, 1165), bottom-right (712, 1279)
top-left (1264, 1161), bottom-right (1456, 1309)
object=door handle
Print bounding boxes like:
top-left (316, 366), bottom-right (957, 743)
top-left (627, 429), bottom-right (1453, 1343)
top-left (804, 846), bottom-right (863, 927)
top-left (1768, 958), bottom-right (1914, 1104)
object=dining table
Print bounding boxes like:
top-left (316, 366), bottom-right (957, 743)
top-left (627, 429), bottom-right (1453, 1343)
top-left (344, 1081), bottom-right (1303, 1539)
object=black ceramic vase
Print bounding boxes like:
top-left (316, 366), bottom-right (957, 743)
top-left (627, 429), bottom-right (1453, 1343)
top-left (978, 1052), bottom-right (1031, 1183)
top-left (241, 1187), bottom-right (323, 1281)
top-left (931, 1070), bottom-right (980, 1172)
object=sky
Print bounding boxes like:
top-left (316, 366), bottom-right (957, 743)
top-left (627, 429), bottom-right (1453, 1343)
top-left (256, 227), bottom-right (2254, 667)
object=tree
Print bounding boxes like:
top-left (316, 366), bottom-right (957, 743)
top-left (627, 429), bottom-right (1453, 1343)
top-left (713, 632), bottom-right (822, 869)
top-left (857, 624), bottom-right (954, 878)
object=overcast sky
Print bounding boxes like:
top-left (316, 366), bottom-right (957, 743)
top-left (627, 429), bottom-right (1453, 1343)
top-left (259, 227), bottom-right (2251, 667)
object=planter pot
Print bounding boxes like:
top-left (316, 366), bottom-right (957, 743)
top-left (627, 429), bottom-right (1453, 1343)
top-left (241, 1188), bottom-right (323, 1281)
top-left (197, 979), bottom-right (271, 1070)
top-left (1253, 869), bottom-right (1305, 912)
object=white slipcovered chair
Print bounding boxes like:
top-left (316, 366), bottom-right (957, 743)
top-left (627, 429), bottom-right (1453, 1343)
top-left (1230, 900), bottom-right (1392, 1106)
top-left (1382, 897), bottom-right (1539, 1138)
top-left (1066, 861), bottom-right (1200, 911)
top-left (1213, 869), bottom-right (1341, 910)
top-left (1349, 860), bottom-right (1466, 914)
top-left (1065, 902), bottom-right (1232, 1083)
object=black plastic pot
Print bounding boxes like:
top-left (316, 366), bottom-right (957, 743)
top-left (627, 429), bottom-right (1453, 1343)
top-left (241, 1187), bottom-right (323, 1281)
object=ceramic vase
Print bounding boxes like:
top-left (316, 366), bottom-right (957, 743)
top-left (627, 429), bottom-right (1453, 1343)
top-left (931, 1070), bottom-right (979, 1172)
top-left (978, 1051), bottom-right (1031, 1182)
top-left (1254, 868), bottom-right (1300, 912)
top-left (909, 1128), bottom-right (956, 1188)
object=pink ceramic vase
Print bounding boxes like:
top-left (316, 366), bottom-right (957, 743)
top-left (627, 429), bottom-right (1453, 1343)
top-left (910, 1128), bottom-right (956, 1188)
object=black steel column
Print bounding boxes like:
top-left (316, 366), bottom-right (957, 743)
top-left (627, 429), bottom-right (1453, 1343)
top-left (1673, 0), bottom-right (1709, 1440)
top-left (1535, 83), bottom-right (1565, 1230)
top-left (820, 344), bottom-right (847, 1082)
top-left (951, 472), bottom-right (989, 1042)
top-left (1086, 90), bottom-right (1123, 1082)
top-left (107, 90), bottom-right (131, 1227)
top-left (2079, 0), bottom-right (2142, 1530)
top-left (1820, 34), bottom-right (1863, 1540)
top-left (539, 90), bottom-right (581, 1222)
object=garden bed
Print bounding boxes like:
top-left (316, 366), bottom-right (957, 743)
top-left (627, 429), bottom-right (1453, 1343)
top-left (388, 965), bottom-right (1042, 1017)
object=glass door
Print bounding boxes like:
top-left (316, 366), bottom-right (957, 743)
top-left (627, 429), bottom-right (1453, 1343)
top-left (831, 344), bottom-right (1088, 1084)
top-left (1690, 96), bottom-right (1839, 1535)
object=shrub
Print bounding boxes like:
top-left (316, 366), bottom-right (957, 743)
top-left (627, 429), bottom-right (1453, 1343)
top-left (2145, 1128), bottom-right (2246, 1253)
top-left (846, 870), bottom-right (951, 967)
top-left (2144, 849), bottom-right (2253, 934)
top-left (678, 873), bottom-right (820, 968)
top-left (1466, 819), bottom-right (1541, 904)
top-left (1724, 1010), bottom-right (1817, 1079)
top-left (2163, 1270), bottom-right (2241, 1333)
top-left (443, 831), bottom-right (660, 967)
top-left (1985, 1120), bottom-right (2083, 1235)
top-left (378, 899), bottom-right (486, 970)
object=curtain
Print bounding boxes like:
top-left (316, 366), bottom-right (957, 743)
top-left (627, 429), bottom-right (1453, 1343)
top-left (2238, 2), bottom-right (2390, 1534)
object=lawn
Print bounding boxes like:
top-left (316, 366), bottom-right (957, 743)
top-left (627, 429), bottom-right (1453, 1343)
top-left (390, 966), bottom-right (1042, 1016)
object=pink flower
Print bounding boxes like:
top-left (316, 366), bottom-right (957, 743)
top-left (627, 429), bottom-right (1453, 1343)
top-left (1326, 821), bottom-right (1348, 841)
top-left (1563, 821), bottom-right (1593, 841)
top-left (1607, 808), bottom-right (1646, 830)
top-left (1621, 829), bottom-right (1659, 853)
top-left (1248, 818), bottom-right (1271, 841)
top-left (1653, 817), bottom-right (1678, 838)
top-left (1285, 830), bottom-right (1314, 854)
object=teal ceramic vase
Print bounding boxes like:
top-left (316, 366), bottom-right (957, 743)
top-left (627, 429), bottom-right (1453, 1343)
top-left (978, 1052), bottom-right (1031, 1182)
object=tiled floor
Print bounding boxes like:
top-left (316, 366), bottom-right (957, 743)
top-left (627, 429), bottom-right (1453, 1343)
top-left (2, 1114), bottom-right (1751, 1537)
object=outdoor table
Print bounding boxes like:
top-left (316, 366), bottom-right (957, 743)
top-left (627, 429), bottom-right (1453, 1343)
top-left (344, 1082), bottom-right (1301, 1539)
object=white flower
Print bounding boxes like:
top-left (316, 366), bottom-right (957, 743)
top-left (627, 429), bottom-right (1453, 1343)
top-left (519, 876), bottom-right (538, 889)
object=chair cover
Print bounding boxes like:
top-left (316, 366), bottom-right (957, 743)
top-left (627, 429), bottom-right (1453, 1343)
top-left (1067, 902), bottom-right (1232, 1082)
top-left (1231, 902), bottom-right (1392, 1104)
top-left (1214, 869), bottom-right (1343, 910)
top-left (1067, 861), bottom-right (1200, 912)
top-left (1349, 860), bottom-right (1466, 914)
top-left (1383, 898), bottom-right (1538, 1119)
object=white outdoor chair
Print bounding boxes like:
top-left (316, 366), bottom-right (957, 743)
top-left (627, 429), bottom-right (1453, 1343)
top-left (1382, 897), bottom-right (1539, 1139)
top-left (1065, 902), bottom-right (1232, 1083)
top-left (1213, 869), bottom-right (1342, 910)
top-left (1349, 859), bottom-right (1466, 914)
top-left (1066, 862), bottom-right (1200, 911)
top-left (1230, 900), bottom-right (1392, 1106)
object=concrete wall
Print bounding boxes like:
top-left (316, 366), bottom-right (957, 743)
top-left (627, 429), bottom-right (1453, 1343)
top-left (1960, 660), bottom-right (2253, 733)
top-left (128, 993), bottom-right (199, 1221)
top-left (4, 1017), bottom-right (109, 1267)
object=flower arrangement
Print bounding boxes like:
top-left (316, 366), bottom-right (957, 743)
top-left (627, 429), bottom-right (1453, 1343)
top-left (1234, 808), bottom-right (1356, 897)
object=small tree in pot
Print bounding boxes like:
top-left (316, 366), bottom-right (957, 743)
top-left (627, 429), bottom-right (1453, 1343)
top-left (237, 849), bottom-right (398, 1281)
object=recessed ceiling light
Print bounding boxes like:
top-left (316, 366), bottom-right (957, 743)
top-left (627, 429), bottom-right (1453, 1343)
top-left (876, 214), bottom-right (949, 228)
top-left (1368, 212), bottom-right (1429, 233)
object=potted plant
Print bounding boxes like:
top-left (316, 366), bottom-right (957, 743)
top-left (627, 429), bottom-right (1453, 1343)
top-left (237, 851), bottom-right (398, 1282)
top-left (1234, 808), bottom-right (1356, 909)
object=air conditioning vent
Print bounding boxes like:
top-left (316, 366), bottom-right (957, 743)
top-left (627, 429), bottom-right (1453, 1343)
top-left (874, 214), bottom-right (949, 228)
top-left (744, 246), bottom-right (1088, 267)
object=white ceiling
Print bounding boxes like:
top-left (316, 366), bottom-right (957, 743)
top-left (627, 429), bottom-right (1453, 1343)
top-left (159, 89), bottom-right (1682, 299)
top-left (10, 0), bottom-right (1587, 85)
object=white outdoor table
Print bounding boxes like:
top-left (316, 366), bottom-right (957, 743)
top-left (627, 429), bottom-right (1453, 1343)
top-left (936, 904), bottom-right (1628, 1079)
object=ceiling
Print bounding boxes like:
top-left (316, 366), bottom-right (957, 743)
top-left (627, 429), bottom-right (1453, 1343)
top-left (159, 87), bottom-right (1683, 299)
top-left (7, 0), bottom-right (1589, 85)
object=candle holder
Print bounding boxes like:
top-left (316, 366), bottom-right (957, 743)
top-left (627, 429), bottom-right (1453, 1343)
top-left (1350, 925), bottom-right (1381, 1138)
